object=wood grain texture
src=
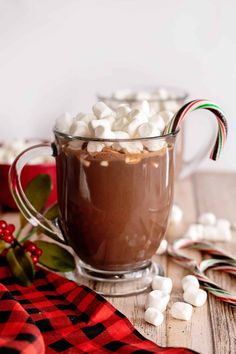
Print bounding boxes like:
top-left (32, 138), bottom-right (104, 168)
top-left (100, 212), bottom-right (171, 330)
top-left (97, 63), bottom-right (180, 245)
top-left (0, 172), bottom-right (235, 354)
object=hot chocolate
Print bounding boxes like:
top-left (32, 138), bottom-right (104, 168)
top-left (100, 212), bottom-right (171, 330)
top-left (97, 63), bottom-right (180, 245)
top-left (55, 138), bottom-right (175, 271)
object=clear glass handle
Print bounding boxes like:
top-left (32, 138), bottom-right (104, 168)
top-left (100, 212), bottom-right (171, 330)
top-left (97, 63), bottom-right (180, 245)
top-left (179, 124), bottom-right (217, 179)
top-left (9, 143), bottom-right (65, 244)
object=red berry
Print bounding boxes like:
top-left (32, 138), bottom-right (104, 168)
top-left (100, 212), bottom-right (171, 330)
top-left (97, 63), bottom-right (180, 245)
top-left (34, 248), bottom-right (43, 257)
top-left (7, 224), bottom-right (15, 233)
top-left (0, 220), bottom-right (7, 229)
top-left (23, 241), bottom-right (36, 254)
top-left (31, 255), bottom-right (38, 264)
top-left (3, 234), bottom-right (14, 244)
top-left (3, 228), bottom-right (11, 237)
top-left (1, 249), bottom-right (8, 257)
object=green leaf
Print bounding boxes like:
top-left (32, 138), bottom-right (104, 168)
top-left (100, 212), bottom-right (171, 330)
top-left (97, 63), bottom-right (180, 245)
top-left (6, 246), bottom-right (35, 286)
top-left (20, 174), bottom-right (52, 228)
top-left (44, 203), bottom-right (59, 220)
top-left (35, 241), bottom-right (75, 272)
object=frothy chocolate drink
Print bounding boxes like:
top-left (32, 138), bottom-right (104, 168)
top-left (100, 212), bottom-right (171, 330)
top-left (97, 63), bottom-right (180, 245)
top-left (55, 137), bottom-right (174, 271)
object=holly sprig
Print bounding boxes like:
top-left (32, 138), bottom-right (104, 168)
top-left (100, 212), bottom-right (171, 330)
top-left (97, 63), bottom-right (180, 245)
top-left (1, 174), bottom-right (75, 286)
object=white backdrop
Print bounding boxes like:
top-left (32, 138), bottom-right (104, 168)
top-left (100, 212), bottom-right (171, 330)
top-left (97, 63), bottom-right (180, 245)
top-left (0, 0), bottom-right (235, 171)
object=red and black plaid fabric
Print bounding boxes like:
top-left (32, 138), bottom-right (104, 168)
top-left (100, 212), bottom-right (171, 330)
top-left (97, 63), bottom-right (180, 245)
top-left (0, 258), bottom-right (197, 354)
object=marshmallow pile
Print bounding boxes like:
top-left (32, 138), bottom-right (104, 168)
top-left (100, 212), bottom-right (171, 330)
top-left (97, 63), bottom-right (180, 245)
top-left (110, 88), bottom-right (182, 113)
top-left (184, 212), bottom-right (232, 242)
top-left (54, 101), bottom-right (174, 154)
top-left (144, 273), bottom-right (207, 326)
top-left (0, 140), bottom-right (53, 165)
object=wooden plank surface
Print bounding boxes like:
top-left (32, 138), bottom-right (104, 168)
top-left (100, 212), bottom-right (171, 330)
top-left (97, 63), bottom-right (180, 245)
top-left (0, 172), bottom-right (235, 354)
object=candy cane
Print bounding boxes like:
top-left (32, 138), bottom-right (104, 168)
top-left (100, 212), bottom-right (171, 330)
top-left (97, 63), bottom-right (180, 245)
top-left (167, 239), bottom-right (236, 307)
top-left (164, 99), bottom-right (228, 160)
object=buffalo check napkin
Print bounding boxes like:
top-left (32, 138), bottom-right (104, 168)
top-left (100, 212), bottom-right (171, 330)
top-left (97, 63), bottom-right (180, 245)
top-left (0, 258), bottom-right (197, 353)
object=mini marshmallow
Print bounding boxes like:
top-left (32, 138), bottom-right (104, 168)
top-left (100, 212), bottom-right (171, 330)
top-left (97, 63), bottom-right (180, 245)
top-left (144, 307), bottom-right (164, 326)
top-left (134, 91), bottom-right (152, 101)
top-left (94, 126), bottom-right (115, 140)
top-left (112, 117), bottom-right (129, 131)
top-left (112, 89), bottom-right (133, 100)
top-left (152, 275), bottom-right (172, 294)
top-left (137, 122), bottom-right (161, 138)
top-left (87, 141), bottom-right (105, 153)
top-left (216, 218), bottom-right (231, 230)
top-left (75, 113), bottom-right (96, 124)
top-left (131, 100), bottom-right (150, 116)
top-left (116, 105), bottom-right (131, 118)
top-left (92, 102), bottom-right (113, 119)
top-left (170, 204), bottom-right (183, 224)
top-left (70, 121), bottom-right (90, 137)
top-left (183, 288), bottom-right (207, 307)
top-left (145, 290), bottom-right (170, 312)
top-left (182, 275), bottom-right (199, 291)
top-left (184, 224), bottom-right (204, 241)
top-left (127, 111), bottom-right (148, 136)
top-left (198, 213), bottom-right (216, 226)
top-left (203, 225), bottom-right (219, 240)
top-left (121, 141), bottom-right (143, 153)
top-left (149, 114), bottom-right (165, 132)
top-left (55, 112), bottom-right (73, 133)
top-left (170, 302), bottom-right (193, 321)
top-left (156, 239), bottom-right (168, 255)
top-left (144, 140), bottom-right (165, 152)
top-left (90, 119), bottom-right (111, 130)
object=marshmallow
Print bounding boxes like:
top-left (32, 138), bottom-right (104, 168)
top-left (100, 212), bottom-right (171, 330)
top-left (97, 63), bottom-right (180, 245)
top-left (87, 141), bottom-right (105, 153)
top-left (121, 141), bottom-right (143, 154)
top-left (92, 102), bottom-right (113, 119)
top-left (183, 288), bottom-right (207, 307)
top-left (152, 275), bottom-right (172, 294)
top-left (112, 117), bottom-right (129, 131)
top-left (156, 239), bottom-right (168, 255)
top-left (116, 105), bottom-right (131, 118)
top-left (144, 307), bottom-right (164, 326)
top-left (184, 224), bottom-right (204, 241)
top-left (216, 218), bottom-right (231, 230)
top-left (182, 275), bottom-right (199, 292)
top-left (170, 302), bottom-right (193, 321)
top-left (203, 225), bottom-right (219, 240)
top-left (143, 140), bottom-right (165, 152)
top-left (94, 126), bottom-right (115, 140)
top-left (170, 204), bottom-right (183, 224)
top-left (162, 101), bottom-right (179, 112)
top-left (198, 213), bottom-right (216, 226)
top-left (137, 123), bottom-right (161, 138)
top-left (149, 114), bottom-right (166, 132)
top-left (215, 221), bottom-right (232, 241)
top-left (131, 100), bottom-right (150, 116)
top-left (70, 121), bottom-right (90, 137)
top-left (90, 119), bottom-right (111, 131)
top-left (145, 290), bottom-right (170, 311)
top-left (134, 91), bottom-right (152, 101)
top-left (127, 111), bottom-right (148, 136)
top-left (112, 89), bottom-right (133, 100)
top-left (75, 113), bottom-right (96, 124)
top-left (55, 113), bottom-right (73, 133)
top-left (154, 88), bottom-right (169, 100)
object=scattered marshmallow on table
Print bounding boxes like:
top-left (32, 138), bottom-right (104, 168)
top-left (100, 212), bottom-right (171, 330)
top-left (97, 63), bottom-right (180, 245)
top-left (145, 290), bottom-right (170, 312)
top-left (156, 239), bottom-right (168, 255)
top-left (152, 275), bottom-right (172, 294)
top-left (170, 302), bottom-right (193, 321)
top-left (170, 204), bottom-right (183, 224)
top-left (184, 224), bottom-right (204, 240)
top-left (183, 288), bottom-right (207, 307)
top-left (144, 307), bottom-right (164, 326)
top-left (182, 275), bottom-right (199, 291)
top-left (198, 212), bottom-right (216, 226)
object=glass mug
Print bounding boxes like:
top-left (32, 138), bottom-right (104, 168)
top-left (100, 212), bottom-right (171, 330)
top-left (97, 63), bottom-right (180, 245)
top-left (9, 130), bottom-right (178, 296)
top-left (98, 86), bottom-right (215, 179)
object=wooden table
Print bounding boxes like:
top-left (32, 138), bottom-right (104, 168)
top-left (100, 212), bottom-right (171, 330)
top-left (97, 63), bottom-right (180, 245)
top-left (1, 172), bottom-right (236, 354)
